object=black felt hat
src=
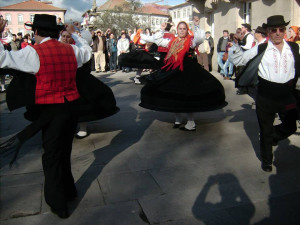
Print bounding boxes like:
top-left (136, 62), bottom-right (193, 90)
top-left (241, 23), bottom-right (252, 31)
top-left (25, 14), bottom-right (63, 30)
top-left (262, 15), bottom-right (290, 29)
top-left (254, 26), bottom-right (267, 35)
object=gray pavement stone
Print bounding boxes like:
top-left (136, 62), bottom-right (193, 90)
top-left (0, 171), bottom-right (44, 187)
top-left (99, 170), bottom-right (163, 204)
top-left (1, 152), bottom-right (43, 176)
top-left (0, 184), bottom-right (42, 220)
top-left (2, 201), bottom-right (148, 225)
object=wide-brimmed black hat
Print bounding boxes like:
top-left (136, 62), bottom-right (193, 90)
top-left (241, 23), bottom-right (252, 31)
top-left (254, 26), bottom-right (267, 35)
top-left (262, 15), bottom-right (290, 29)
top-left (25, 14), bottom-right (63, 30)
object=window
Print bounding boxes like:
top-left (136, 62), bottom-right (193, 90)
top-left (183, 8), bottom-right (186, 18)
top-left (173, 11), bottom-right (176, 19)
top-left (152, 18), bottom-right (155, 25)
top-left (5, 14), bottom-right (11, 25)
top-left (30, 14), bottom-right (35, 22)
top-left (210, 13), bottom-right (214, 38)
top-left (243, 2), bottom-right (251, 24)
top-left (177, 10), bottom-right (180, 18)
top-left (18, 14), bottom-right (23, 25)
top-left (156, 18), bottom-right (159, 25)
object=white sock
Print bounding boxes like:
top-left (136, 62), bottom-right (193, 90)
top-left (185, 121), bottom-right (196, 129)
top-left (185, 113), bottom-right (195, 129)
top-left (76, 131), bottom-right (87, 137)
top-left (1, 85), bottom-right (5, 91)
top-left (174, 113), bottom-right (182, 124)
top-left (77, 122), bottom-right (87, 136)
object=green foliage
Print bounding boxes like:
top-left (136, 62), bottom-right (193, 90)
top-left (93, 0), bottom-right (143, 35)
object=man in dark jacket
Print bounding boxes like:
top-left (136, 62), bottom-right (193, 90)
top-left (205, 31), bottom-right (214, 71)
top-left (217, 30), bottom-right (229, 76)
top-left (92, 29), bottom-right (107, 72)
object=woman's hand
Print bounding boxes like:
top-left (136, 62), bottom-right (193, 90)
top-left (160, 22), bottom-right (167, 31)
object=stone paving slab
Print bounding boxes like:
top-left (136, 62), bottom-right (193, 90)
top-left (99, 170), bottom-right (163, 204)
top-left (0, 184), bottom-right (42, 220)
top-left (1, 201), bottom-right (148, 225)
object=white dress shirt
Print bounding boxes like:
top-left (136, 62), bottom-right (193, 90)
top-left (241, 32), bottom-right (254, 50)
top-left (229, 40), bottom-right (298, 84)
top-left (0, 33), bottom-right (92, 74)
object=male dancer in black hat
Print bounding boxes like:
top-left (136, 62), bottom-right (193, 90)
top-left (230, 15), bottom-right (300, 172)
top-left (0, 14), bottom-right (92, 218)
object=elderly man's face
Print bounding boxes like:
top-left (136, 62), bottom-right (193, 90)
top-left (268, 26), bottom-right (286, 45)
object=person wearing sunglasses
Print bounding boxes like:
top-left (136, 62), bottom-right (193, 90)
top-left (229, 15), bottom-right (300, 172)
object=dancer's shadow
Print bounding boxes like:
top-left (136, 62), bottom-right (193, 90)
top-left (227, 104), bottom-right (261, 159)
top-left (254, 139), bottom-right (300, 225)
top-left (192, 173), bottom-right (255, 225)
top-left (70, 100), bottom-right (155, 212)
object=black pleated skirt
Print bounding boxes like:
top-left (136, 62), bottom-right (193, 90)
top-left (139, 57), bottom-right (227, 113)
top-left (118, 50), bottom-right (161, 69)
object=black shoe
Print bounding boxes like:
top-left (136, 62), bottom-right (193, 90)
top-left (236, 90), bottom-right (247, 95)
top-left (0, 89), bottom-right (6, 93)
top-left (173, 123), bottom-right (181, 129)
top-left (51, 207), bottom-right (69, 219)
top-left (272, 139), bottom-right (278, 146)
top-left (179, 126), bottom-right (196, 131)
top-left (67, 190), bottom-right (78, 201)
top-left (261, 163), bottom-right (272, 172)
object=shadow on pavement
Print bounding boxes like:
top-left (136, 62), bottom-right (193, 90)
top-left (254, 139), bottom-right (300, 225)
top-left (192, 173), bottom-right (255, 225)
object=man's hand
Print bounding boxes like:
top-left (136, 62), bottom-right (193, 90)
top-left (66, 24), bottom-right (76, 34)
top-left (193, 16), bottom-right (200, 26)
top-left (160, 22), bottom-right (167, 31)
top-left (0, 18), bottom-right (7, 34)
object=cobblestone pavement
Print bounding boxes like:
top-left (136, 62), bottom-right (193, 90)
top-left (1, 70), bottom-right (300, 225)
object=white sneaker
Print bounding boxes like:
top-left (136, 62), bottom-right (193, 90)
top-left (134, 77), bottom-right (141, 84)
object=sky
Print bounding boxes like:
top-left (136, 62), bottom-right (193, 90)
top-left (0, 0), bottom-right (186, 22)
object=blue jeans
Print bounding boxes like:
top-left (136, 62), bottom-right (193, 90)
top-left (217, 52), bottom-right (225, 74)
top-left (109, 51), bottom-right (117, 70)
top-left (223, 59), bottom-right (234, 77)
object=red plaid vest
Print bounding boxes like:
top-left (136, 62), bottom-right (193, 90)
top-left (157, 33), bottom-right (175, 53)
top-left (33, 39), bottom-right (79, 104)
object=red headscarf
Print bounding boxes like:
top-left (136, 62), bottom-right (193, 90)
top-left (162, 21), bottom-right (194, 71)
top-left (288, 26), bottom-right (299, 42)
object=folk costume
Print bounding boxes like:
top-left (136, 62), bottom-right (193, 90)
top-left (0, 14), bottom-right (92, 218)
top-left (229, 15), bottom-right (300, 172)
top-left (139, 22), bottom-right (227, 130)
top-left (118, 29), bottom-right (161, 84)
top-left (141, 29), bottom-right (175, 65)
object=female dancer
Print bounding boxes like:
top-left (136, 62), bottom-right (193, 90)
top-left (139, 20), bottom-right (227, 131)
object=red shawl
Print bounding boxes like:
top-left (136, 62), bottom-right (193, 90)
top-left (162, 22), bottom-right (194, 71)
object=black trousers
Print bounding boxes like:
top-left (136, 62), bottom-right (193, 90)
top-left (256, 94), bottom-right (297, 165)
top-left (36, 102), bottom-right (78, 211)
